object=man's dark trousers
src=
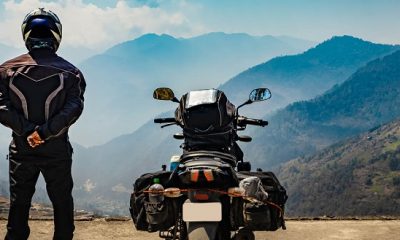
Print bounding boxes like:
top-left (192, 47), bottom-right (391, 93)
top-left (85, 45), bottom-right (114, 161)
top-left (5, 158), bottom-right (74, 240)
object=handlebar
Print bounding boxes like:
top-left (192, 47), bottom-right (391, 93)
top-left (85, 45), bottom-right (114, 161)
top-left (154, 116), bottom-right (267, 127)
top-left (237, 117), bottom-right (268, 127)
top-left (154, 117), bottom-right (176, 124)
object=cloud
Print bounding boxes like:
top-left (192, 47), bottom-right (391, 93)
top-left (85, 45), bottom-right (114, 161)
top-left (0, 0), bottom-right (203, 50)
top-left (134, 0), bottom-right (163, 8)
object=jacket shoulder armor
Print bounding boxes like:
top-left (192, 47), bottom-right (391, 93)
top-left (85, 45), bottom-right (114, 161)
top-left (0, 54), bottom-right (33, 72)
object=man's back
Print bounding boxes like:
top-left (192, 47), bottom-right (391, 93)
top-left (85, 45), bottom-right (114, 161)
top-left (0, 49), bottom-right (85, 161)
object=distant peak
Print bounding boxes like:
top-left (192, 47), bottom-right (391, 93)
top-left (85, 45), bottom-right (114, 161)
top-left (316, 35), bottom-right (371, 47)
top-left (105, 33), bottom-right (179, 54)
top-left (331, 35), bottom-right (363, 41)
top-left (189, 32), bottom-right (255, 41)
top-left (127, 33), bottom-right (178, 44)
top-left (136, 33), bottom-right (176, 41)
top-left (301, 35), bottom-right (395, 58)
top-left (205, 32), bottom-right (250, 37)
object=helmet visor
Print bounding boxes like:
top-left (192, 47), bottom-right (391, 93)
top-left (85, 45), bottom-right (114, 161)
top-left (26, 17), bottom-right (57, 39)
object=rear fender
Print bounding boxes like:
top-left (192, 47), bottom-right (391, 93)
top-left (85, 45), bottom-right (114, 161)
top-left (187, 222), bottom-right (219, 240)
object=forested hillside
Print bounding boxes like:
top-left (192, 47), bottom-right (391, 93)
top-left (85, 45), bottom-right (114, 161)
top-left (279, 119), bottom-right (400, 216)
top-left (245, 49), bottom-right (400, 168)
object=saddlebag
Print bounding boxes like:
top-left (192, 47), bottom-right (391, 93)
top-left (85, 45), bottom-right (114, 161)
top-left (143, 198), bottom-right (176, 232)
top-left (129, 171), bottom-right (177, 232)
top-left (232, 171), bottom-right (288, 231)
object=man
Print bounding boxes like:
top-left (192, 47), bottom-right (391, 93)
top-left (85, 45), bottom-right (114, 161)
top-left (0, 8), bottom-right (86, 240)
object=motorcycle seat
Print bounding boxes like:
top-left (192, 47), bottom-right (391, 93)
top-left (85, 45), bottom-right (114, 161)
top-left (180, 151), bottom-right (236, 167)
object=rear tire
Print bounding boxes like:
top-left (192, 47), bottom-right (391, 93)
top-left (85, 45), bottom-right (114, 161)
top-left (233, 228), bottom-right (255, 240)
top-left (187, 222), bottom-right (218, 240)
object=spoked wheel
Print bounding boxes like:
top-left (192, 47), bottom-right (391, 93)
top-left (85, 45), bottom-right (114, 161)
top-left (232, 228), bottom-right (255, 240)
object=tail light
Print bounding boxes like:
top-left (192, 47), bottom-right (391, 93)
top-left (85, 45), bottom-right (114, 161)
top-left (190, 169), bottom-right (200, 182)
top-left (189, 189), bottom-right (211, 201)
top-left (203, 169), bottom-right (214, 182)
top-left (190, 169), bottom-right (215, 183)
top-left (193, 192), bottom-right (209, 201)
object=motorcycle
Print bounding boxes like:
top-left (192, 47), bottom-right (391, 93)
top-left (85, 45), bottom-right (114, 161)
top-left (130, 87), bottom-right (286, 240)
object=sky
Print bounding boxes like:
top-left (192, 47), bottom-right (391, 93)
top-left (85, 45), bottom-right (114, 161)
top-left (0, 0), bottom-right (399, 51)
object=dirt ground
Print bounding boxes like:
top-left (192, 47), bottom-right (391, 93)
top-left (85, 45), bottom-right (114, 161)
top-left (0, 219), bottom-right (399, 240)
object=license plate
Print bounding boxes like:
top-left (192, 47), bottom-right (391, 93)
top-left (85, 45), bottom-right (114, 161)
top-left (182, 202), bottom-right (222, 222)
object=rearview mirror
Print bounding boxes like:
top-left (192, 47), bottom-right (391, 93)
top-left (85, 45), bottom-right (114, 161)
top-left (249, 88), bottom-right (271, 102)
top-left (153, 87), bottom-right (176, 101)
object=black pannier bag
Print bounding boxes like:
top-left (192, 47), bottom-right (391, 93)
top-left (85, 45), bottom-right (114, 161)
top-left (243, 202), bottom-right (271, 230)
top-left (175, 89), bottom-right (236, 152)
top-left (143, 198), bottom-right (176, 232)
top-left (129, 171), bottom-right (177, 232)
top-left (233, 171), bottom-right (288, 231)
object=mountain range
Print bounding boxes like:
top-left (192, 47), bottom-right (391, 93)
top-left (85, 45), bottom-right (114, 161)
top-left (278, 118), bottom-right (400, 217)
top-left (0, 32), bottom-right (314, 179)
top-left (220, 35), bottom-right (399, 117)
top-left (60, 37), bottom-right (400, 215)
top-left (245, 49), bottom-right (400, 168)
top-left (1, 35), bottom-right (399, 217)
top-left (75, 32), bottom-right (315, 145)
top-left (0, 43), bottom-right (23, 63)
top-left (77, 36), bottom-right (400, 181)
top-left (0, 43), bottom-right (95, 67)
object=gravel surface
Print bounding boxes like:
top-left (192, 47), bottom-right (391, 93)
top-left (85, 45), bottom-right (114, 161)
top-left (1, 220), bottom-right (399, 240)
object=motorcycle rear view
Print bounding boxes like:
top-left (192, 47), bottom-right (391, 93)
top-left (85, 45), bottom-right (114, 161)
top-left (129, 87), bottom-right (287, 240)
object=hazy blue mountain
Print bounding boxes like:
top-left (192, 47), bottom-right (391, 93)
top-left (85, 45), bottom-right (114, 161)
top-left (0, 129), bottom-right (10, 181)
top-left (69, 118), bottom-right (181, 215)
top-left (0, 179), bottom-right (8, 196)
top-left (57, 46), bottom-right (98, 64)
top-left (275, 35), bottom-right (319, 51)
top-left (0, 45), bottom-right (97, 65)
top-left (0, 43), bottom-right (96, 66)
top-left (278, 118), bottom-right (400, 217)
top-left (76, 32), bottom-right (315, 146)
top-left (220, 36), bottom-right (399, 117)
top-left (71, 50), bottom-right (400, 215)
top-left (245, 50), bottom-right (400, 168)
top-left (0, 43), bottom-right (24, 63)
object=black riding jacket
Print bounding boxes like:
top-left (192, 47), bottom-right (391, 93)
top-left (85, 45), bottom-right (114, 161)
top-left (0, 49), bottom-right (86, 161)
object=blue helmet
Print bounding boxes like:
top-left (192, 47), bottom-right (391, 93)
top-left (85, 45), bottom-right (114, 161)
top-left (21, 8), bottom-right (62, 52)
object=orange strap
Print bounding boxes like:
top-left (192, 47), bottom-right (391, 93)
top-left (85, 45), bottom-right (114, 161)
top-left (142, 187), bottom-right (284, 216)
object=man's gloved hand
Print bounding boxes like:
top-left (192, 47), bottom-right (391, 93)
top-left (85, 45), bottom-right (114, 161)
top-left (27, 131), bottom-right (45, 148)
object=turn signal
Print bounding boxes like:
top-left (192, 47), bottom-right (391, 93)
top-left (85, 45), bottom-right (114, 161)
top-left (164, 188), bottom-right (181, 198)
top-left (228, 187), bottom-right (245, 197)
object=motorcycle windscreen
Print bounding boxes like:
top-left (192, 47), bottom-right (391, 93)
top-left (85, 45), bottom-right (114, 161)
top-left (185, 89), bottom-right (218, 109)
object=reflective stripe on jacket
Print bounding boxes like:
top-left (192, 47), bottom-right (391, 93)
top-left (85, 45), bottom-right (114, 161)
top-left (0, 49), bottom-right (86, 161)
